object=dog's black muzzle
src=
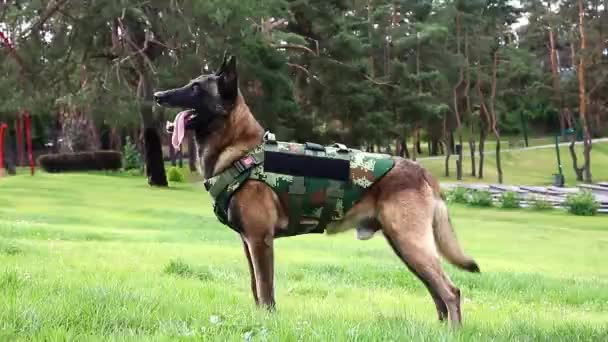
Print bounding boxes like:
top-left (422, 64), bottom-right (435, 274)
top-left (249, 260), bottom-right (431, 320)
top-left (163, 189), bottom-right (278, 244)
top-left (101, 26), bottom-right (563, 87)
top-left (153, 87), bottom-right (196, 109)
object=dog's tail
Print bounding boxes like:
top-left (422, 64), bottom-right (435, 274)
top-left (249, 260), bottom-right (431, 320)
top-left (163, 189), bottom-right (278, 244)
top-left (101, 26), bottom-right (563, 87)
top-left (432, 199), bottom-right (480, 273)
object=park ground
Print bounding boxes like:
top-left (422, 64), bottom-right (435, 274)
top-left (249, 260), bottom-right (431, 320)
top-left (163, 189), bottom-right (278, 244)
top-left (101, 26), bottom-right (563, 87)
top-left (419, 139), bottom-right (608, 186)
top-left (1, 172), bottom-right (607, 341)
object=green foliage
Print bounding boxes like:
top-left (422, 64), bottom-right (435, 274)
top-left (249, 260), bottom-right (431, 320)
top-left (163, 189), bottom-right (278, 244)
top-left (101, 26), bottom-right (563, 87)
top-left (164, 259), bottom-right (213, 281)
top-left (446, 186), bottom-right (470, 204)
top-left (564, 191), bottom-right (599, 216)
top-left (3, 0), bottom-right (606, 186)
top-left (500, 191), bottom-right (521, 209)
top-left (529, 195), bottom-right (554, 211)
top-left (124, 168), bottom-right (143, 177)
top-left (122, 137), bottom-right (142, 171)
top-left (467, 190), bottom-right (494, 207)
top-left (167, 166), bottom-right (185, 183)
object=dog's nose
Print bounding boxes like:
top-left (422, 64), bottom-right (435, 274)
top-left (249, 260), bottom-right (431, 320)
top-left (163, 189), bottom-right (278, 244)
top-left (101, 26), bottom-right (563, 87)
top-left (153, 91), bottom-right (164, 103)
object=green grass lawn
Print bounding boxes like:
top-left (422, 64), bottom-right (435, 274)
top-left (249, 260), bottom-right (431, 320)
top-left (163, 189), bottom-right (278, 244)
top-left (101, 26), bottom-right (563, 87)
top-left (1, 173), bottom-right (607, 341)
top-left (420, 140), bottom-right (608, 186)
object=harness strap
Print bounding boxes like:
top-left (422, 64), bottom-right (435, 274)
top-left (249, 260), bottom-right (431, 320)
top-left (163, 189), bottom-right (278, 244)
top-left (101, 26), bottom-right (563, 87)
top-left (317, 180), bottom-right (344, 231)
top-left (287, 176), bottom-right (306, 232)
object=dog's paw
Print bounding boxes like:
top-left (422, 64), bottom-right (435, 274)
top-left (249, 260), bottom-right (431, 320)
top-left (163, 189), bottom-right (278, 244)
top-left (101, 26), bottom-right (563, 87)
top-left (356, 227), bottom-right (376, 240)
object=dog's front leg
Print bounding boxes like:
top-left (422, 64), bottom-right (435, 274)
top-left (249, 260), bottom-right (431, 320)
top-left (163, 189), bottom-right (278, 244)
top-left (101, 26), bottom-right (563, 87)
top-left (245, 233), bottom-right (275, 310)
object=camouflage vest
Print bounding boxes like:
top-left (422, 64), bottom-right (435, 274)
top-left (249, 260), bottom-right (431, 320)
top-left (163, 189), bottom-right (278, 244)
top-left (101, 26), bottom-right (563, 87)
top-left (204, 133), bottom-right (395, 237)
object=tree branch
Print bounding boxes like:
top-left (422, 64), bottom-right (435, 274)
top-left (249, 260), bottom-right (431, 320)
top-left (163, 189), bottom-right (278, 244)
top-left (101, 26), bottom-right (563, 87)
top-left (0, 30), bottom-right (25, 77)
top-left (272, 43), bottom-right (317, 55)
top-left (28, 0), bottom-right (70, 33)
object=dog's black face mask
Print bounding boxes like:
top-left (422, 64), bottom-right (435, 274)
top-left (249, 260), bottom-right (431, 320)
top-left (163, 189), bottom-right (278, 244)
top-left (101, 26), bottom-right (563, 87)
top-left (154, 54), bottom-right (239, 133)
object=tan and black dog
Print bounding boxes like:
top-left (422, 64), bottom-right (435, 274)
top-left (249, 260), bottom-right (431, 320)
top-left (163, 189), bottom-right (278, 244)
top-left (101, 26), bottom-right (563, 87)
top-left (154, 54), bottom-right (479, 327)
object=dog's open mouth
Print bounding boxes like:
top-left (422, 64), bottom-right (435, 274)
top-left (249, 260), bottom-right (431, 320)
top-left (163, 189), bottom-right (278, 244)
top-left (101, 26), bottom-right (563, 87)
top-left (166, 109), bottom-right (196, 149)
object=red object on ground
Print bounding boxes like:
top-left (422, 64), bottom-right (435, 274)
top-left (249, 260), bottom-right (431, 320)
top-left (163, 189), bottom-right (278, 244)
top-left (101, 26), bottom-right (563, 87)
top-left (0, 123), bottom-right (7, 174)
top-left (23, 112), bottom-right (35, 175)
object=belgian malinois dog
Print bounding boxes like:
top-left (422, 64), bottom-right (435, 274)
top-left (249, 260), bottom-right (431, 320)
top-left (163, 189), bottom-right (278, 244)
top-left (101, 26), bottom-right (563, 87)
top-left (154, 54), bottom-right (479, 327)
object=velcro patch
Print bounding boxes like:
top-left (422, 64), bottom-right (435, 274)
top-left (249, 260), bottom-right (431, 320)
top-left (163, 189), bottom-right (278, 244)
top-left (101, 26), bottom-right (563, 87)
top-left (264, 151), bottom-right (350, 181)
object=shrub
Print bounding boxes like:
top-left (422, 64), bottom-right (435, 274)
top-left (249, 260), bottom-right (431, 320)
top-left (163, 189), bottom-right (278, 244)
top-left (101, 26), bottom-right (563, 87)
top-left (122, 137), bottom-right (142, 171)
top-left (446, 186), bottom-right (469, 204)
top-left (468, 190), bottom-right (493, 207)
top-left (124, 168), bottom-right (143, 177)
top-left (167, 166), bottom-right (185, 183)
top-left (500, 191), bottom-right (520, 209)
top-left (163, 259), bottom-right (213, 281)
top-left (564, 190), bottom-right (599, 216)
top-left (528, 195), bottom-right (553, 211)
top-left (38, 151), bottom-right (122, 173)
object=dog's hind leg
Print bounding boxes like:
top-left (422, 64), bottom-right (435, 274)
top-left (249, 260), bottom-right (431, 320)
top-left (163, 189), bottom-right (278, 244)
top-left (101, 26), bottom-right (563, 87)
top-left (378, 191), bottom-right (462, 327)
top-left (245, 234), bottom-right (275, 310)
top-left (384, 232), bottom-right (448, 322)
top-left (241, 236), bottom-right (259, 305)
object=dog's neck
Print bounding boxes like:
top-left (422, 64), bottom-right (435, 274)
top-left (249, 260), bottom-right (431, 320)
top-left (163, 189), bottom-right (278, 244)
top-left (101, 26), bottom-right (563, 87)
top-left (195, 94), bottom-right (264, 179)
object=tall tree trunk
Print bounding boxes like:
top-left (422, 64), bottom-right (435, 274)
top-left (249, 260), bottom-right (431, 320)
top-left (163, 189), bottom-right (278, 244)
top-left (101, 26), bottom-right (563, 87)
top-left (4, 128), bottom-right (16, 175)
top-left (395, 138), bottom-right (403, 157)
top-left (578, 0), bottom-right (593, 183)
top-left (452, 10), bottom-right (464, 181)
top-left (443, 138), bottom-right (452, 178)
top-left (488, 51), bottom-right (503, 184)
top-left (443, 119), bottom-right (451, 177)
top-left (478, 124), bottom-right (486, 179)
top-left (412, 126), bottom-right (418, 161)
top-left (137, 70), bottom-right (168, 187)
top-left (431, 139), bottom-right (440, 156)
top-left (402, 138), bottom-right (410, 159)
top-left (495, 136), bottom-right (503, 184)
top-left (569, 136), bottom-right (585, 181)
top-left (469, 124), bottom-right (476, 177)
top-left (367, 0), bottom-right (375, 78)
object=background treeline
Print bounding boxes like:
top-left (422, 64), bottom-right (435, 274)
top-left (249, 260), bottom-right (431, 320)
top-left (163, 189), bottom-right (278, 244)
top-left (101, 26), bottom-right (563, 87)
top-left (0, 0), bottom-right (606, 184)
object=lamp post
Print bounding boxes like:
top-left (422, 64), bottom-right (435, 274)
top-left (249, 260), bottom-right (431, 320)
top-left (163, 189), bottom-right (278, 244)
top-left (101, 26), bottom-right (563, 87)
top-left (553, 128), bottom-right (574, 187)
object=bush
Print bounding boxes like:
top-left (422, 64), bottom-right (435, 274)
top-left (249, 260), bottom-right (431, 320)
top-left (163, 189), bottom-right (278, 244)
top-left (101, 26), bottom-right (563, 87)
top-left (446, 186), bottom-right (469, 204)
top-left (564, 191), bottom-right (599, 216)
top-left (123, 137), bottom-right (142, 171)
top-left (167, 166), bottom-right (185, 182)
top-left (500, 191), bottom-right (520, 209)
top-left (124, 168), bottom-right (143, 177)
top-left (528, 195), bottom-right (553, 211)
top-left (38, 151), bottom-right (122, 173)
top-left (468, 190), bottom-right (493, 207)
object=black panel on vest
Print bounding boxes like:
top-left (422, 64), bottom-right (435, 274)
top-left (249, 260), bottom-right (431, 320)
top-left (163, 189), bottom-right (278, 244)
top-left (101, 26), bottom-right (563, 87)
top-left (263, 151), bottom-right (350, 181)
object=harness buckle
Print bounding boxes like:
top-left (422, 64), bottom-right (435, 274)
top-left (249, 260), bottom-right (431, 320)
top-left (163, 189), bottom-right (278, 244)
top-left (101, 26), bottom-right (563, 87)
top-left (203, 179), bottom-right (213, 191)
top-left (263, 131), bottom-right (277, 144)
top-left (332, 143), bottom-right (349, 153)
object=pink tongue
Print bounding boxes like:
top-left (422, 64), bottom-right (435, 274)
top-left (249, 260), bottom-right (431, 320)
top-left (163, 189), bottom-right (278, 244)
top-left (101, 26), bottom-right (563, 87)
top-left (171, 110), bottom-right (190, 150)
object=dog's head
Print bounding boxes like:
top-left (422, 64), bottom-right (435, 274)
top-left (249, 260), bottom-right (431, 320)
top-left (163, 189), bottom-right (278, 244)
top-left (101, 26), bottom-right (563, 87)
top-left (154, 53), bottom-right (239, 132)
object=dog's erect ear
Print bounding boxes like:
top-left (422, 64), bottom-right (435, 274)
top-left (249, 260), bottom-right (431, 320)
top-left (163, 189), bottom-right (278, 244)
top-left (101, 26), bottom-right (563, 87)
top-left (215, 51), bottom-right (230, 75)
top-left (218, 55), bottom-right (238, 101)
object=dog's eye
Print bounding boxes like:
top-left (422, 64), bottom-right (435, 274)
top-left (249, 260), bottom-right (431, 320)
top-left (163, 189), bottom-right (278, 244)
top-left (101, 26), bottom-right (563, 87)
top-left (191, 83), bottom-right (201, 92)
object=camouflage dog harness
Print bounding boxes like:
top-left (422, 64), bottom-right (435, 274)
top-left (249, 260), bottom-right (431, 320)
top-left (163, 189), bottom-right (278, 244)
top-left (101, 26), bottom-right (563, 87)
top-left (204, 133), bottom-right (395, 237)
